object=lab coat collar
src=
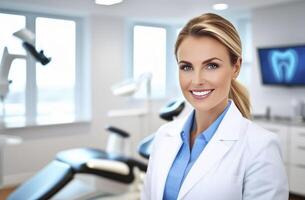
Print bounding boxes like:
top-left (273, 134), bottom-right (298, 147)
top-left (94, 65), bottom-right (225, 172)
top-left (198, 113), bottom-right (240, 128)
top-left (177, 100), bottom-right (245, 199)
top-left (164, 99), bottom-right (242, 141)
top-left (155, 130), bottom-right (183, 200)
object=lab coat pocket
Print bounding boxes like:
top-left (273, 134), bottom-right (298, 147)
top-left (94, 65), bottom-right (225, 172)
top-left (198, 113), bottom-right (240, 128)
top-left (186, 174), bottom-right (243, 200)
top-left (218, 174), bottom-right (243, 200)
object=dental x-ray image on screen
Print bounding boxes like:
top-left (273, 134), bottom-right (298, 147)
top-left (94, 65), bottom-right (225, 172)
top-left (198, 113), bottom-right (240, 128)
top-left (258, 45), bottom-right (305, 86)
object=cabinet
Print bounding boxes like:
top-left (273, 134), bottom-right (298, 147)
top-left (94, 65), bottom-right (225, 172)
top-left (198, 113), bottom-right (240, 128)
top-left (256, 121), bottom-right (305, 196)
top-left (289, 126), bottom-right (305, 195)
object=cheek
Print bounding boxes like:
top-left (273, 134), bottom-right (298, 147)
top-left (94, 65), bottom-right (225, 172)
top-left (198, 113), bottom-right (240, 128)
top-left (209, 69), bottom-right (232, 88)
top-left (179, 72), bottom-right (189, 89)
top-left (214, 72), bottom-right (232, 92)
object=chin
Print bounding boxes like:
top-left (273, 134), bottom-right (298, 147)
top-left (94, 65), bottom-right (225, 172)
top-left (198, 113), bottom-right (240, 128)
top-left (193, 103), bottom-right (215, 112)
top-left (184, 93), bottom-right (226, 113)
top-left (186, 96), bottom-right (215, 112)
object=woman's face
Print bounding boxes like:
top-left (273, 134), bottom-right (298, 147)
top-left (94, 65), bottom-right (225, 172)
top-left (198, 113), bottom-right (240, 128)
top-left (177, 36), bottom-right (240, 113)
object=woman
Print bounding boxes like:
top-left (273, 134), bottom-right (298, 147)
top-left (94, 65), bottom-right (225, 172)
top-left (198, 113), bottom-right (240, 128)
top-left (141, 13), bottom-right (288, 200)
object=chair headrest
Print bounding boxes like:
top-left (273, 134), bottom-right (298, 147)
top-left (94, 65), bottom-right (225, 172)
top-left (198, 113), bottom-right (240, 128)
top-left (159, 98), bottom-right (185, 121)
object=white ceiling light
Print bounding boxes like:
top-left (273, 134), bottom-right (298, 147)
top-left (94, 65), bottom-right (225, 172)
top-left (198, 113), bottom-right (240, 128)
top-left (213, 3), bottom-right (229, 11)
top-left (95, 0), bottom-right (123, 6)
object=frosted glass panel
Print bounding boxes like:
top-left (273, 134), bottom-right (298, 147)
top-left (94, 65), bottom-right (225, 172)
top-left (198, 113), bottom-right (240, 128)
top-left (0, 13), bottom-right (26, 124)
top-left (133, 25), bottom-right (166, 98)
top-left (36, 17), bottom-right (76, 123)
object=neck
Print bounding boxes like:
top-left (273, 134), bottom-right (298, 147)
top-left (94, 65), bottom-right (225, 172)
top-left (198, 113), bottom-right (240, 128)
top-left (192, 98), bottom-right (229, 138)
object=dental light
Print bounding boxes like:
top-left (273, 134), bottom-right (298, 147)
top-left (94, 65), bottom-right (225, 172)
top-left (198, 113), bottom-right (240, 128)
top-left (108, 73), bottom-right (152, 118)
top-left (111, 80), bottom-right (138, 97)
top-left (13, 28), bottom-right (51, 65)
top-left (111, 73), bottom-right (152, 97)
top-left (13, 28), bottom-right (35, 44)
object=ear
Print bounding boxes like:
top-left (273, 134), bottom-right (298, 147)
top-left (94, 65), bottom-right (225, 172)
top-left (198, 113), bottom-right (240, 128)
top-left (232, 57), bottom-right (242, 79)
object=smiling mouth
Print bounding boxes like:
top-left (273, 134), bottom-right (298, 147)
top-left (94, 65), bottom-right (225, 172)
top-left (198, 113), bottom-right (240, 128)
top-left (190, 89), bottom-right (214, 99)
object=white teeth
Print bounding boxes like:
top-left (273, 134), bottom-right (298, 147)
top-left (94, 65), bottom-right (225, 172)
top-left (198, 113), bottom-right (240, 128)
top-left (192, 90), bottom-right (212, 96)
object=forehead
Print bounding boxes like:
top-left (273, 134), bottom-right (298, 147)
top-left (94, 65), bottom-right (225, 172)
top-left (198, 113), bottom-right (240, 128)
top-left (177, 36), bottom-right (230, 62)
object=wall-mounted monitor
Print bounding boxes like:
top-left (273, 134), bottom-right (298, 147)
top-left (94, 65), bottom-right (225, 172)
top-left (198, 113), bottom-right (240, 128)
top-left (257, 44), bottom-right (305, 86)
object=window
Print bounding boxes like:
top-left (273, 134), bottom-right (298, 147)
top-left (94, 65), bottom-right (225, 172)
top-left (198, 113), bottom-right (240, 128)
top-left (131, 24), bottom-right (181, 99)
top-left (0, 13), bottom-right (26, 125)
top-left (36, 17), bottom-right (76, 124)
top-left (0, 10), bottom-right (88, 127)
top-left (235, 18), bottom-right (253, 87)
top-left (133, 25), bottom-right (166, 98)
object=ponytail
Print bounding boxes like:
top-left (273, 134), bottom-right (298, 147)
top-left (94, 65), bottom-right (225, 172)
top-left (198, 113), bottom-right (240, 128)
top-left (229, 80), bottom-right (251, 119)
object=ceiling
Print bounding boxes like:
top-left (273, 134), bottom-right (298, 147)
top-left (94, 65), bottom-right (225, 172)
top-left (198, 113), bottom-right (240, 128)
top-left (0, 0), bottom-right (301, 22)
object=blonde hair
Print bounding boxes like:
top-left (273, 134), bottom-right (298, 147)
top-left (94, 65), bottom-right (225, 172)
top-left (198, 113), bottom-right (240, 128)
top-left (175, 13), bottom-right (251, 119)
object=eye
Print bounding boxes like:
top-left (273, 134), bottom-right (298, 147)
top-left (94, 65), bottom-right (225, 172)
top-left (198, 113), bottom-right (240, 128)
top-left (179, 64), bottom-right (193, 71)
top-left (206, 63), bottom-right (219, 70)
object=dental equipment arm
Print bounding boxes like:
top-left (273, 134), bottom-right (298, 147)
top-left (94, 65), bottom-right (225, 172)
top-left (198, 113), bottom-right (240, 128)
top-left (0, 28), bottom-right (51, 128)
top-left (22, 42), bottom-right (51, 65)
top-left (13, 28), bottom-right (51, 65)
top-left (0, 28), bottom-right (52, 99)
top-left (0, 47), bottom-right (26, 99)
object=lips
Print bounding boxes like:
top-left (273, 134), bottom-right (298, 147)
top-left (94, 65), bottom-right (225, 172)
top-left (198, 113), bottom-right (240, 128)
top-left (190, 89), bottom-right (214, 99)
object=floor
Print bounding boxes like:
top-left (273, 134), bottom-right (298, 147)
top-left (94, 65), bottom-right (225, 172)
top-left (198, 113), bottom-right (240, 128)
top-left (1, 186), bottom-right (305, 200)
top-left (0, 187), bottom-right (15, 200)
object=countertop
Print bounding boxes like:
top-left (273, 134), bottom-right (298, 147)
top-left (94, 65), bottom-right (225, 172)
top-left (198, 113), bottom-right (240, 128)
top-left (252, 115), bottom-right (305, 127)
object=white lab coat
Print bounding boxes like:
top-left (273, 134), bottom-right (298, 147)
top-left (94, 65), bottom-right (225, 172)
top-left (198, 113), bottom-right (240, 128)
top-left (141, 101), bottom-right (289, 200)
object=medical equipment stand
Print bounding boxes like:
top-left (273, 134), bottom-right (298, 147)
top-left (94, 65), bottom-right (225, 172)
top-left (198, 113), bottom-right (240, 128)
top-left (107, 73), bottom-right (152, 155)
top-left (0, 97), bottom-right (4, 129)
top-left (0, 97), bottom-right (22, 188)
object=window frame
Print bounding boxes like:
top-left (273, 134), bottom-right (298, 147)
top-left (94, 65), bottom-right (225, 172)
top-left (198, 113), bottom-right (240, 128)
top-left (126, 21), bottom-right (183, 100)
top-left (0, 8), bottom-right (90, 128)
top-left (235, 17), bottom-right (253, 87)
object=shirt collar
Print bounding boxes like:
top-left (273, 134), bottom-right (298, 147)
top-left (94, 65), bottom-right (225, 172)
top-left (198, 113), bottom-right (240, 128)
top-left (180, 110), bottom-right (195, 143)
top-left (180, 100), bottom-right (232, 144)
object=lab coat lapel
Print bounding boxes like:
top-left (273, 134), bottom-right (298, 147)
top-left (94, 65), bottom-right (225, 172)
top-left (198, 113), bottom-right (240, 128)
top-left (177, 101), bottom-right (244, 200)
top-left (155, 115), bottom-right (190, 200)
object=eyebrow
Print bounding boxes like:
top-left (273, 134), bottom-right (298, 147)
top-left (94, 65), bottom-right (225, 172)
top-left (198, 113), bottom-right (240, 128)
top-left (178, 57), bottom-right (223, 65)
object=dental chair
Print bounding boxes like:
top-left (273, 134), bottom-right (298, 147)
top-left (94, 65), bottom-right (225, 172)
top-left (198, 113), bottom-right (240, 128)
top-left (137, 98), bottom-right (185, 160)
top-left (8, 98), bottom-right (185, 200)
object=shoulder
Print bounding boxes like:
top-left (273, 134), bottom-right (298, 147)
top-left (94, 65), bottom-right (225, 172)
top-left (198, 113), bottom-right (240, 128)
top-left (149, 119), bottom-right (184, 152)
top-left (147, 120), bottom-right (182, 164)
top-left (245, 119), bottom-right (280, 143)
top-left (154, 119), bottom-right (184, 137)
top-left (243, 118), bottom-right (282, 158)
top-left (241, 119), bottom-right (288, 199)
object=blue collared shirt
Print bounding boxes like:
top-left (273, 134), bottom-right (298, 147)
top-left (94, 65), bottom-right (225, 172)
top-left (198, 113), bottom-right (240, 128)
top-left (162, 101), bottom-right (231, 200)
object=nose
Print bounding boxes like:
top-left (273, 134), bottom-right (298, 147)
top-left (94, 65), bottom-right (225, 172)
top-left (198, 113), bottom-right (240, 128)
top-left (192, 70), bottom-right (206, 85)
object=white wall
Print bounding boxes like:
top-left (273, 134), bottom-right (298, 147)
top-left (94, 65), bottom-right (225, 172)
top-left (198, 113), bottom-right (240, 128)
top-left (250, 0), bottom-right (305, 116)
